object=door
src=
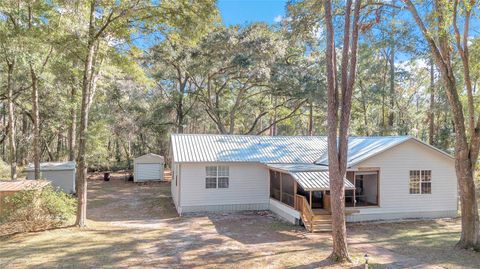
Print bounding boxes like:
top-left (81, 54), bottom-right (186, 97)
top-left (136, 163), bottom-right (162, 181)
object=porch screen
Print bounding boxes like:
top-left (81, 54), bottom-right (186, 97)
top-left (270, 170), bottom-right (281, 200)
top-left (281, 174), bottom-right (295, 207)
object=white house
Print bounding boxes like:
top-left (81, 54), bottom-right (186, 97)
top-left (170, 134), bottom-right (457, 230)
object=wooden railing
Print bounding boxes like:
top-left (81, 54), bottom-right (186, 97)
top-left (295, 194), bottom-right (315, 232)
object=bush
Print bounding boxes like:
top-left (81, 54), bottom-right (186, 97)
top-left (0, 160), bottom-right (11, 179)
top-left (0, 185), bottom-right (76, 233)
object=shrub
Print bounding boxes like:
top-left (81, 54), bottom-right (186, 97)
top-left (0, 160), bottom-right (11, 179)
top-left (0, 185), bottom-right (76, 233)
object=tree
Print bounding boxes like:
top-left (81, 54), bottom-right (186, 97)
top-left (404, 0), bottom-right (480, 249)
top-left (324, 0), bottom-right (362, 262)
top-left (73, 0), bottom-right (218, 227)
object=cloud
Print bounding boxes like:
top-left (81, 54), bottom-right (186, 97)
top-left (274, 15), bottom-right (283, 23)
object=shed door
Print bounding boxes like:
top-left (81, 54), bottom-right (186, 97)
top-left (136, 163), bottom-right (162, 180)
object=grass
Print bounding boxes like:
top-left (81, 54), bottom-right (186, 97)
top-left (0, 175), bottom-right (479, 268)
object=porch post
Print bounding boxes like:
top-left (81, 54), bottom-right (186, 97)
top-left (353, 171), bottom-right (356, 207)
top-left (294, 181), bottom-right (297, 209)
top-left (309, 191), bottom-right (312, 209)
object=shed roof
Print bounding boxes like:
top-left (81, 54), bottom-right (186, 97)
top-left (0, 180), bottom-right (50, 192)
top-left (171, 134), bottom-right (451, 166)
top-left (134, 153), bottom-right (164, 161)
top-left (25, 161), bottom-right (76, 172)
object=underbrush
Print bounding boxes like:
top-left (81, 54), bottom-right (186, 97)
top-left (0, 185), bottom-right (76, 234)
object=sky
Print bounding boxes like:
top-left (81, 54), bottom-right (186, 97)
top-left (218, 0), bottom-right (288, 26)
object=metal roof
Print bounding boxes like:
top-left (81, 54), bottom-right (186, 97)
top-left (265, 163), bottom-right (354, 191)
top-left (0, 180), bottom-right (50, 192)
top-left (315, 136), bottom-right (411, 166)
top-left (266, 163), bottom-right (327, 172)
top-left (171, 134), bottom-right (444, 166)
top-left (291, 171), bottom-right (355, 191)
top-left (135, 153), bottom-right (164, 161)
top-left (25, 161), bottom-right (76, 172)
top-left (171, 134), bottom-right (327, 163)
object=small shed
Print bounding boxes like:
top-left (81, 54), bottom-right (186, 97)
top-left (25, 161), bottom-right (76, 193)
top-left (0, 180), bottom-right (50, 212)
top-left (134, 153), bottom-right (164, 182)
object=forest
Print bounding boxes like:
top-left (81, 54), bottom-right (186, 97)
top-left (0, 1), bottom-right (455, 174)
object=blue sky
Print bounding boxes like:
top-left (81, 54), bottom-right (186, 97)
top-left (218, 0), bottom-right (288, 26)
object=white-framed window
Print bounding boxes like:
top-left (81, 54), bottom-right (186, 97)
top-left (409, 170), bottom-right (431, 194)
top-left (205, 166), bottom-right (229, 189)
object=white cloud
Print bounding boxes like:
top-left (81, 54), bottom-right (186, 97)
top-left (274, 15), bottom-right (283, 23)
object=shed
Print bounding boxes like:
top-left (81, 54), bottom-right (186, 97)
top-left (25, 161), bottom-right (76, 193)
top-left (134, 153), bottom-right (164, 182)
top-left (0, 180), bottom-right (50, 212)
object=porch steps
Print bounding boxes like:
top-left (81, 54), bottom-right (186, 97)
top-left (302, 213), bottom-right (332, 232)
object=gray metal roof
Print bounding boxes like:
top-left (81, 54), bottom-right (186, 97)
top-left (291, 171), bottom-right (355, 191)
top-left (266, 163), bottom-right (327, 172)
top-left (171, 134), bottom-right (443, 166)
top-left (315, 136), bottom-right (412, 166)
top-left (171, 134), bottom-right (327, 163)
top-left (265, 163), bottom-right (354, 191)
top-left (25, 161), bottom-right (76, 171)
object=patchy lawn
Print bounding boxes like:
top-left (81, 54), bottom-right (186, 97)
top-left (0, 175), bottom-right (478, 268)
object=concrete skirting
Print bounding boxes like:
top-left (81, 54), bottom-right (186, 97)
top-left (269, 198), bottom-right (300, 224)
top-left (180, 203), bottom-right (269, 213)
top-left (346, 210), bottom-right (458, 222)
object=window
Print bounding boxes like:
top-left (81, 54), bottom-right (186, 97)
top-left (205, 166), bottom-right (229, 189)
top-left (410, 170), bottom-right (431, 194)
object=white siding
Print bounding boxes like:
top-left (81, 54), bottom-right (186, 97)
top-left (179, 163), bottom-right (269, 212)
top-left (134, 154), bottom-right (165, 182)
top-left (347, 139), bottom-right (457, 222)
top-left (27, 170), bottom-right (75, 194)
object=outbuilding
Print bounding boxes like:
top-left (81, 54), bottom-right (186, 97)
top-left (134, 153), bottom-right (164, 182)
top-left (25, 161), bottom-right (76, 193)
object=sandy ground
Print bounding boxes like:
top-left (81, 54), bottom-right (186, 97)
top-left (0, 173), bottom-right (478, 268)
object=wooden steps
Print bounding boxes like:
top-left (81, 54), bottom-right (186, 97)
top-left (302, 213), bottom-right (332, 232)
top-left (295, 194), bottom-right (332, 233)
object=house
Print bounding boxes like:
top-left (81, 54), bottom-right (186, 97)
top-left (170, 134), bottom-right (457, 231)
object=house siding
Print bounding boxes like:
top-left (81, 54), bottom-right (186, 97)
top-left (179, 163), bottom-right (270, 213)
top-left (347, 139), bottom-right (457, 222)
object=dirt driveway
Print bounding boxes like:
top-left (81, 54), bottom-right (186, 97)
top-left (1, 175), bottom-right (478, 268)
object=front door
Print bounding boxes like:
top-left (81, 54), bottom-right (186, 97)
top-left (311, 191), bottom-right (323, 208)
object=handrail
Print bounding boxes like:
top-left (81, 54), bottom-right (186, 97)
top-left (295, 194), bottom-right (315, 231)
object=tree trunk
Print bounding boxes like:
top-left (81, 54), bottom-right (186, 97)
top-left (428, 58), bottom-right (435, 145)
top-left (68, 78), bottom-right (77, 161)
top-left (324, 0), bottom-right (360, 262)
top-left (30, 65), bottom-right (41, 180)
top-left (7, 60), bottom-right (17, 180)
top-left (404, 0), bottom-right (480, 249)
top-left (75, 3), bottom-right (97, 227)
top-left (388, 44), bottom-right (395, 130)
top-left (308, 101), bottom-right (314, 136)
top-left (324, 0), bottom-right (361, 262)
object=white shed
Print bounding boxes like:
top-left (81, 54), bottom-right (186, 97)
top-left (134, 153), bottom-right (165, 182)
top-left (25, 161), bottom-right (76, 194)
